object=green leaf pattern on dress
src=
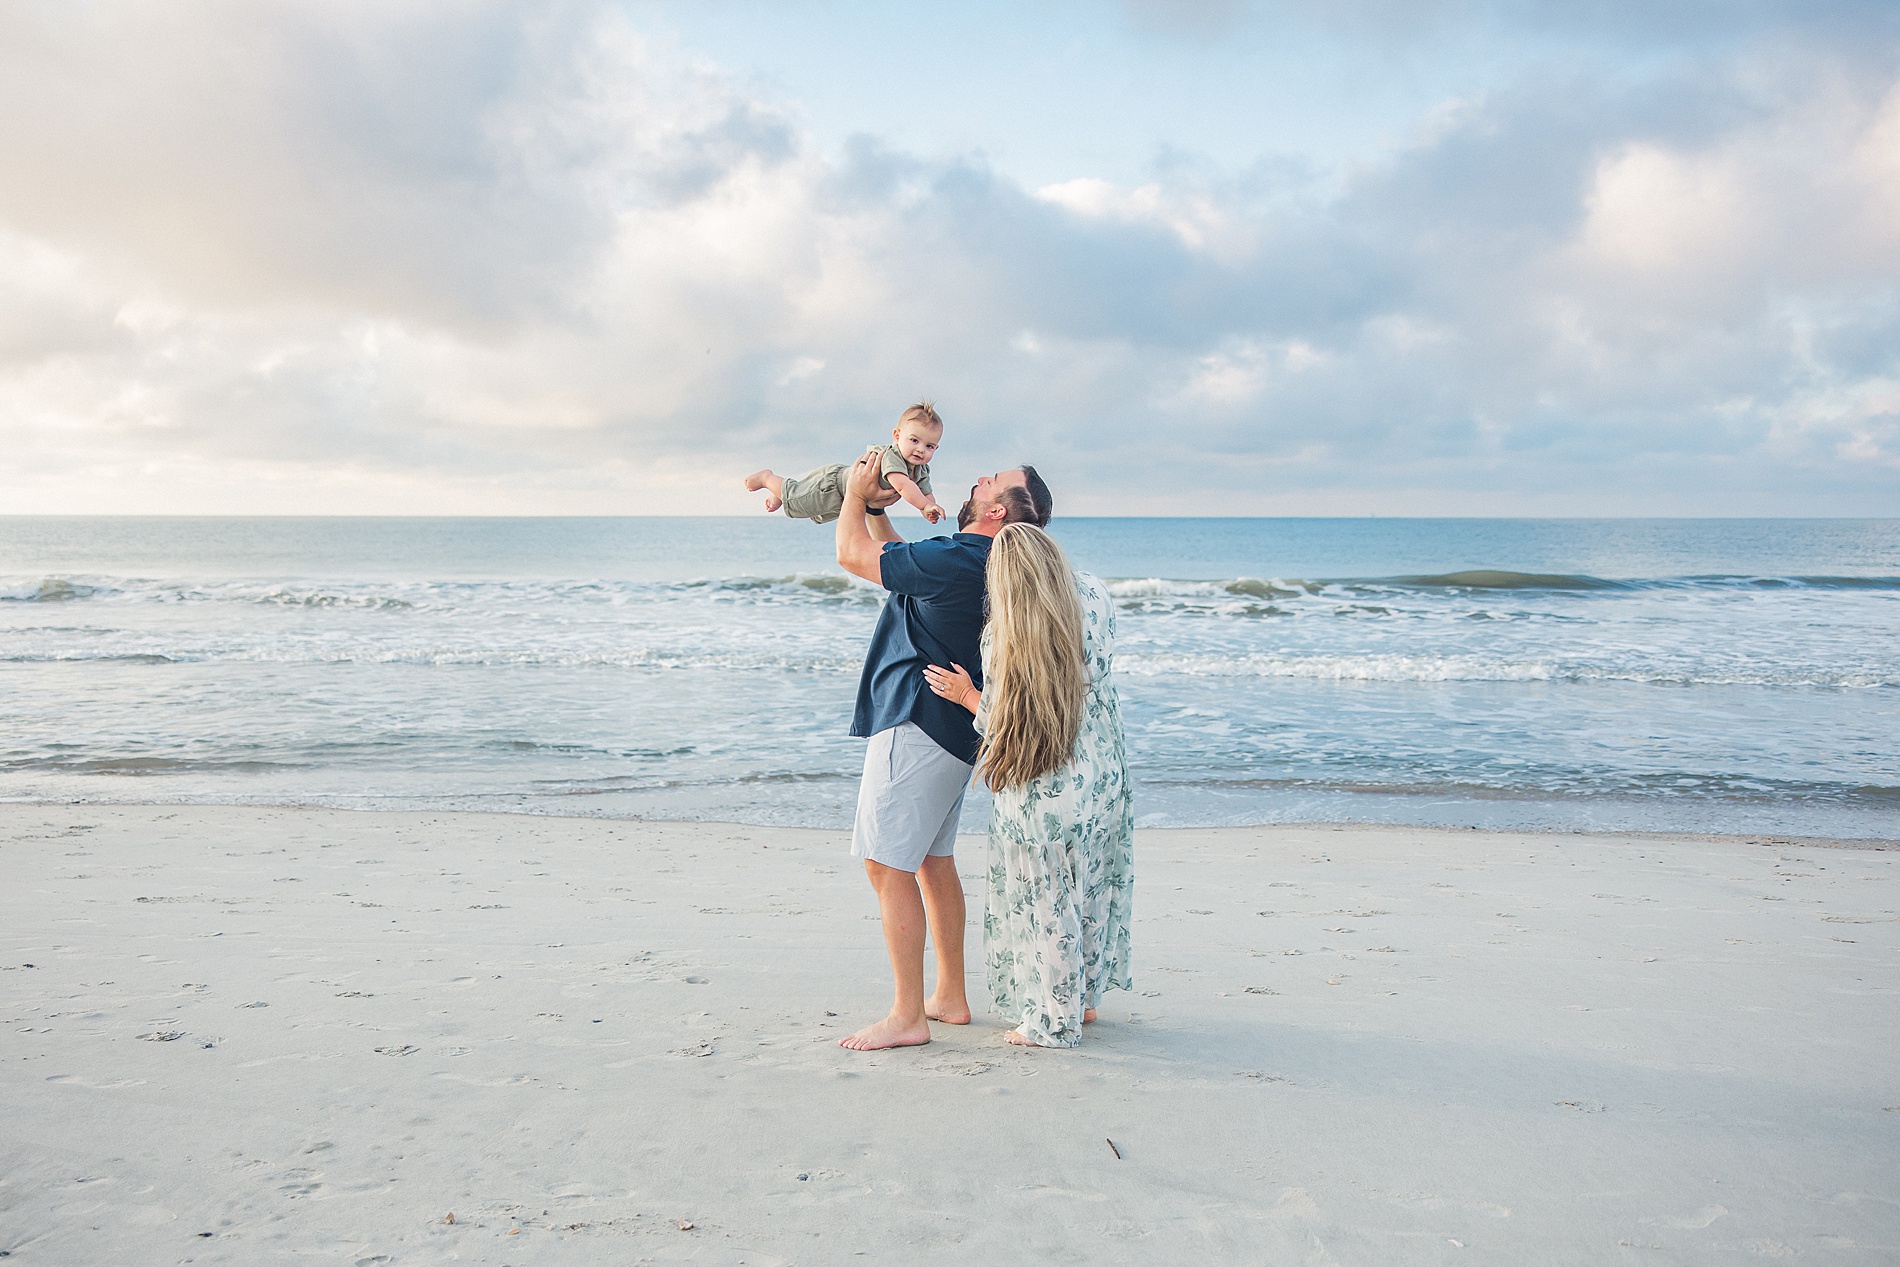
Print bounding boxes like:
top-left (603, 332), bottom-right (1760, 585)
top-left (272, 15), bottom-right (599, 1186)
top-left (977, 571), bottom-right (1134, 1047)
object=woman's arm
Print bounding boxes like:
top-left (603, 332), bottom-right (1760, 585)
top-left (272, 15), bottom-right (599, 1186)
top-left (922, 662), bottom-right (979, 716)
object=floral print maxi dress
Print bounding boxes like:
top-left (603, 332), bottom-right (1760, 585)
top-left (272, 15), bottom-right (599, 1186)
top-left (978, 571), bottom-right (1134, 1047)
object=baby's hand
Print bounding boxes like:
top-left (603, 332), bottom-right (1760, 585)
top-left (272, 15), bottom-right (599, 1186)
top-left (924, 504), bottom-right (946, 524)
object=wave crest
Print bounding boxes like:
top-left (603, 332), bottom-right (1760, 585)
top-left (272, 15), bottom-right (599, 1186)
top-left (0, 578), bottom-right (112, 602)
top-left (1392, 570), bottom-right (1625, 590)
top-left (1117, 652), bottom-right (1896, 687)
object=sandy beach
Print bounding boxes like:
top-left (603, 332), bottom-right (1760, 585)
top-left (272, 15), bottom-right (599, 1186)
top-left (2, 804), bottom-right (1896, 1264)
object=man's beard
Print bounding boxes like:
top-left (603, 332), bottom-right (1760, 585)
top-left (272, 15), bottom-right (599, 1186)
top-left (955, 498), bottom-right (979, 530)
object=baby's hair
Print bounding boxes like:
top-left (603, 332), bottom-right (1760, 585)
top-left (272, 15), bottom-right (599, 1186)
top-left (899, 400), bottom-right (943, 431)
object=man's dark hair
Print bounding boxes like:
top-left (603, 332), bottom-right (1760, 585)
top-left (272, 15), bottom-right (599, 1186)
top-left (998, 464), bottom-right (1052, 527)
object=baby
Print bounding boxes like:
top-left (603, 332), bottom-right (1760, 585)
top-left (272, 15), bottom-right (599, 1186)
top-left (744, 402), bottom-right (947, 525)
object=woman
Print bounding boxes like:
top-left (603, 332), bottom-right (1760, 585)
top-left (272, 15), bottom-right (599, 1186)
top-left (924, 523), bottom-right (1133, 1048)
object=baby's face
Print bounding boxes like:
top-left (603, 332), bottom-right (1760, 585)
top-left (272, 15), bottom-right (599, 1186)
top-left (894, 423), bottom-right (941, 466)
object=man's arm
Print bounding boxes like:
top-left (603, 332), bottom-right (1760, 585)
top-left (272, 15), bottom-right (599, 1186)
top-left (836, 453), bottom-right (903, 584)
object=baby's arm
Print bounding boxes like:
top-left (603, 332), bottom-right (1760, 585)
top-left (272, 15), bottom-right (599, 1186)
top-left (884, 473), bottom-right (945, 522)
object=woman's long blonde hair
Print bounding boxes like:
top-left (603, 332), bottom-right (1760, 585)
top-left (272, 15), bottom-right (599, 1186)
top-left (978, 523), bottom-right (1087, 790)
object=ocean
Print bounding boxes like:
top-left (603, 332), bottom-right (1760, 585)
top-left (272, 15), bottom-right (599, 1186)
top-left (2, 516), bottom-right (1895, 839)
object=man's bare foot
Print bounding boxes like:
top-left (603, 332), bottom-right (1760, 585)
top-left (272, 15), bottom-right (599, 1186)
top-left (1083, 1008), bottom-right (1098, 1024)
top-left (764, 496), bottom-right (782, 512)
top-left (839, 1014), bottom-right (931, 1051)
top-left (925, 994), bottom-right (971, 1025)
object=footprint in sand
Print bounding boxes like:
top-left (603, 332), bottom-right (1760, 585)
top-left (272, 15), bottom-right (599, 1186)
top-left (435, 1072), bottom-right (535, 1086)
top-left (278, 1167), bottom-right (324, 1198)
top-left (45, 1074), bottom-right (148, 1088)
top-left (1652, 1204), bottom-right (1728, 1229)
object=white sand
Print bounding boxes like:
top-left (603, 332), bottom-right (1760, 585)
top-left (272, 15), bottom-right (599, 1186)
top-left (2, 805), bottom-right (1897, 1265)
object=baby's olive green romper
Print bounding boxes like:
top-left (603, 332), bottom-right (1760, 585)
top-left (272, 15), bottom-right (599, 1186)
top-left (779, 443), bottom-right (932, 524)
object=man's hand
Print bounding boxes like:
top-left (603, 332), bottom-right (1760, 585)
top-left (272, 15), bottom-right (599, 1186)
top-left (836, 453), bottom-right (902, 583)
top-left (848, 453), bottom-right (901, 512)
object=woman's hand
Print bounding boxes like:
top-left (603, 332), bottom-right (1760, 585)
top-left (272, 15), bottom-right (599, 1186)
top-left (923, 662), bottom-right (979, 715)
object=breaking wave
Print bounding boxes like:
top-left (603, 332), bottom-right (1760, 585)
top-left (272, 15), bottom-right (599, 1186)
top-left (5, 568), bottom-right (1897, 608)
top-left (1116, 652), bottom-right (1897, 687)
top-left (0, 578), bottom-right (114, 602)
top-left (0, 646), bottom-right (863, 671)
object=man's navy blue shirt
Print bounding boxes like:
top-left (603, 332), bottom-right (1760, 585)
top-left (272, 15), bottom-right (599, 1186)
top-left (851, 532), bottom-right (991, 764)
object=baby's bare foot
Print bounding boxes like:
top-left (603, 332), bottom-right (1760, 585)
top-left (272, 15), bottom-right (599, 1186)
top-left (764, 496), bottom-right (782, 512)
top-left (839, 1014), bottom-right (931, 1051)
top-left (743, 469), bottom-right (772, 492)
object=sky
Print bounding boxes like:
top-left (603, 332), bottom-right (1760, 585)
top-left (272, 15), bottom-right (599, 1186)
top-left (1, 0), bottom-right (1897, 516)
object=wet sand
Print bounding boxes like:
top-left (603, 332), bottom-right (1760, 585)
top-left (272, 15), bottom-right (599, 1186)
top-left (2, 804), bottom-right (1897, 1264)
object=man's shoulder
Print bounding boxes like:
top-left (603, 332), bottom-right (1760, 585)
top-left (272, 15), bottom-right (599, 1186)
top-left (885, 532), bottom-right (988, 558)
top-left (879, 533), bottom-right (988, 595)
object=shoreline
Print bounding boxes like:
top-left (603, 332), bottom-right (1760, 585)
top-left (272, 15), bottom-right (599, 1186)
top-left (6, 803), bottom-right (1897, 1262)
top-left (4, 795), bottom-right (1894, 852)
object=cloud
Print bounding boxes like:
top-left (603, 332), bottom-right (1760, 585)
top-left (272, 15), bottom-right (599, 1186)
top-left (0, 1), bottom-right (1896, 514)
top-left (1119, 0), bottom-right (1900, 44)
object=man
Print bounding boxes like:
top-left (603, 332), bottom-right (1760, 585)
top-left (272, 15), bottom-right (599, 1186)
top-left (833, 449), bottom-right (1053, 1051)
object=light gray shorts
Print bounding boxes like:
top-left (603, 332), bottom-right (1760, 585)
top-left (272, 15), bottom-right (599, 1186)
top-left (779, 463), bottom-right (847, 524)
top-left (851, 722), bottom-right (973, 873)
